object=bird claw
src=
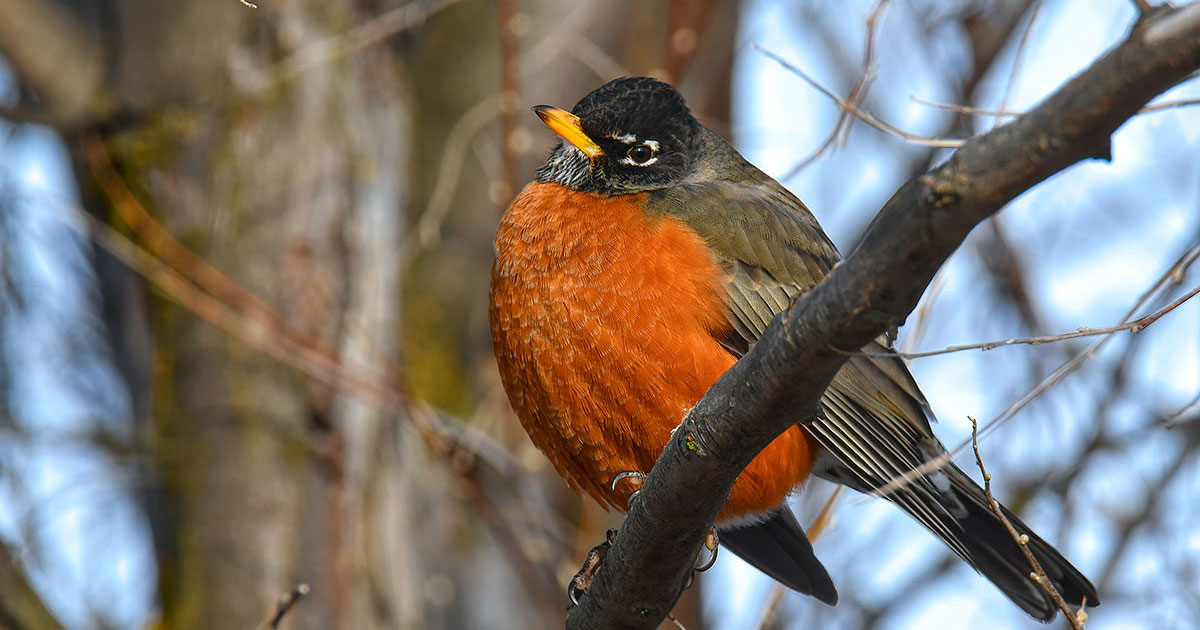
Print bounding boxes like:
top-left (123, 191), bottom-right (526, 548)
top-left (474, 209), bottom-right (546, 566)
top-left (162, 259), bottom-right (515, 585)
top-left (694, 527), bottom-right (719, 572)
top-left (611, 471), bottom-right (647, 509)
top-left (568, 528), bottom-right (617, 606)
top-left (566, 525), bottom-right (717, 606)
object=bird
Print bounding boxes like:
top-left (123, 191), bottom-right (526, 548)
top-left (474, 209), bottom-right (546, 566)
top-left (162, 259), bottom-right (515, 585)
top-left (488, 76), bottom-right (1098, 621)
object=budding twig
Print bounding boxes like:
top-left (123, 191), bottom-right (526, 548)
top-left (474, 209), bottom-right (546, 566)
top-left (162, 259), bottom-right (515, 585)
top-left (262, 583), bottom-right (310, 630)
top-left (970, 418), bottom-right (1086, 629)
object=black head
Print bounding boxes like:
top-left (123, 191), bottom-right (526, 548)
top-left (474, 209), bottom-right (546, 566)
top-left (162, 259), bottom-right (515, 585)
top-left (534, 77), bottom-right (702, 194)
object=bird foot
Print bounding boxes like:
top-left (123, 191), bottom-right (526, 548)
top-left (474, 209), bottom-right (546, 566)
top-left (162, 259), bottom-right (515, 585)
top-left (695, 527), bottom-right (719, 572)
top-left (568, 528), bottom-right (617, 606)
top-left (611, 471), bottom-right (647, 509)
top-left (681, 526), bottom-right (721, 591)
top-left (566, 522), bottom-right (718, 605)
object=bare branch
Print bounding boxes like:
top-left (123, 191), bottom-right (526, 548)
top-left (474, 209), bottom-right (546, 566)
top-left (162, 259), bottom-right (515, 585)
top-left (261, 583), bottom-right (310, 630)
top-left (887, 280), bottom-right (1200, 359)
top-left (970, 419), bottom-right (1086, 629)
top-left (755, 44), bottom-right (965, 148)
top-left (399, 96), bottom-right (500, 275)
top-left (964, 242), bottom-right (1200, 448)
top-left (257, 0), bottom-right (460, 92)
top-left (567, 7), bottom-right (1200, 628)
top-left (30, 176), bottom-right (521, 474)
top-left (752, 584), bottom-right (787, 630)
top-left (1165, 393), bottom-right (1200, 428)
top-left (992, 3), bottom-right (1043, 131)
top-left (782, 0), bottom-right (893, 176)
top-left (867, 242), bottom-right (1200, 503)
top-left (912, 95), bottom-right (1200, 117)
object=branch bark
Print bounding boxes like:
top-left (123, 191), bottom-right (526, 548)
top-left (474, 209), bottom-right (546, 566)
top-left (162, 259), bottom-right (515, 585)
top-left (566, 5), bottom-right (1200, 629)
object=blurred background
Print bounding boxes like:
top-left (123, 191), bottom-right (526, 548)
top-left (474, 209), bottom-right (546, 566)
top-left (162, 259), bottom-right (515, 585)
top-left (1, 0), bottom-right (1198, 628)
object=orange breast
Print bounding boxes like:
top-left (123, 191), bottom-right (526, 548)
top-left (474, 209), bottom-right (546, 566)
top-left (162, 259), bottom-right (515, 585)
top-left (489, 181), bottom-right (814, 521)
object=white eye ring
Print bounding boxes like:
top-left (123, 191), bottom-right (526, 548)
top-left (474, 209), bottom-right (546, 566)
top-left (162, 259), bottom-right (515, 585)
top-left (620, 140), bottom-right (659, 167)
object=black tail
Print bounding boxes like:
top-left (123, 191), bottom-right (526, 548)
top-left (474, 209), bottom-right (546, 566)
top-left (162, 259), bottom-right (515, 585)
top-left (719, 508), bottom-right (838, 605)
top-left (804, 347), bottom-right (1099, 620)
top-left (920, 465), bottom-right (1098, 621)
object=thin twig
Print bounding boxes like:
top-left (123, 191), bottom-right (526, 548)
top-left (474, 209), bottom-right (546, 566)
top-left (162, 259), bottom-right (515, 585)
top-left (568, 36), bottom-right (630, 80)
top-left (884, 281), bottom-right (1200, 359)
top-left (865, 243), bottom-right (1200, 503)
top-left (398, 95), bottom-right (499, 274)
top-left (1164, 390), bottom-right (1200, 428)
top-left (261, 583), bottom-right (310, 629)
top-left (992, 2), bottom-right (1042, 131)
top-left (899, 264), bottom-right (950, 354)
top-left (1141, 97), bottom-right (1200, 112)
top-left (752, 584), bottom-right (787, 630)
top-left (912, 95), bottom-right (1200, 117)
top-left (805, 486), bottom-right (842, 543)
top-left (239, 0), bottom-right (258, 8)
top-left (38, 192), bottom-right (566, 614)
top-left (456, 468), bottom-right (563, 612)
top-left (266, 0), bottom-right (459, 90)
top-left (783, 0), bottom-right (892, 177)
top-left (36, 187), bottom-right (524, 476)
top-left (965, 243), bottom-right (1200, 447)
top-left (970, 418), bottom-right (1086, 628)
top-left (755, 44), bottom-right (965, 148)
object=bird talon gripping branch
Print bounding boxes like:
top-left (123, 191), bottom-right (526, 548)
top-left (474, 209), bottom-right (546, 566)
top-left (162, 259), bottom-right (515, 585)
top-left (694, 527), bottom-right (719, 572)
top-left (611, 470), bottom-right (646, 509)
top-left (490, 77), bottom-right (1098, 621)
top-left (568, 528), bottom-right (617, 607)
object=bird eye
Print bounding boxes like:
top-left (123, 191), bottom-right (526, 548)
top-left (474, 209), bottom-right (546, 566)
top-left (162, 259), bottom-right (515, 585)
top-left (627, 144), bottom-right (655, 164)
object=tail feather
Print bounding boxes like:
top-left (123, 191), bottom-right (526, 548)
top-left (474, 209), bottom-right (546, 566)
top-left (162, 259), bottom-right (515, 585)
top-left (809, 357), bottom-right (1100, 622)
top-left (938, 466), bottom-right (1098, 619)
top-left (719, 509), bottom-right (838, 605)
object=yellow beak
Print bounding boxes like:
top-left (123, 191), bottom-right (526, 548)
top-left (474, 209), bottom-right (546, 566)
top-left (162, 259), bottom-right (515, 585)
top-left (532, 106), bottom-right (603, 158)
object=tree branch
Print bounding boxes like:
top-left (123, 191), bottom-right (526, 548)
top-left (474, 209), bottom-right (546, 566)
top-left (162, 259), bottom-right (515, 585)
top-left (0, 0), bottom-right (104, 127)
top-left (0, 537), bottom-right (65, 630)
top-left (566, 5), bottom-right (1200, 629)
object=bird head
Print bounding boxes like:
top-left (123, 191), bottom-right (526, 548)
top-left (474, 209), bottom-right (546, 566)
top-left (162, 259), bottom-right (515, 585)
top-left (534, 77), bottom-right (702, 194)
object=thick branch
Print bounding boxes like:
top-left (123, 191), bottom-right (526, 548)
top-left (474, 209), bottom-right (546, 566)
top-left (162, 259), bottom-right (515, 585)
top-left (566, 5), bottom-right (1200, 629)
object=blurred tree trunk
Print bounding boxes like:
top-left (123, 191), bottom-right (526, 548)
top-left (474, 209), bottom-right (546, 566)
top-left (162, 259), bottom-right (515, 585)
top-left (114, 9), bottom-right (415, 630)
top-left (6, 0), bottom-right (423, 628)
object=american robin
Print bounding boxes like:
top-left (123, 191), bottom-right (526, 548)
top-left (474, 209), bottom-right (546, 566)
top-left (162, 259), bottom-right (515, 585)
top-left (489, 76), bottom-right (1098, 620)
